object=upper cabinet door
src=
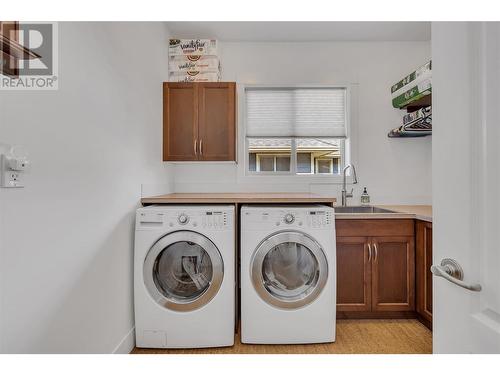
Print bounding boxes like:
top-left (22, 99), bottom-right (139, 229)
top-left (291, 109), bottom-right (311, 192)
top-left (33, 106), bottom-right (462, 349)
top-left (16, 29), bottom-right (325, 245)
top-left (371, 236), bottom-right (415, 311)
top-left (163, 83), bottom-right (199, 161)
top-left (0, 21), bottom-right (19, 77)
top-left (197, 83), bottom-right (236, 161)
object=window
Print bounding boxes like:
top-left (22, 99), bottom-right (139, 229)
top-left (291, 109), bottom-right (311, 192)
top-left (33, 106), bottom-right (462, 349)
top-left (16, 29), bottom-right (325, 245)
top-left (248, 138), bottom-right (292, 173)
top-left (256, 154), bottom-right (291, 172)
top-left (297, 153), bottom-right (312, 173)
top-left (245, 87), bottom-right (348, 176)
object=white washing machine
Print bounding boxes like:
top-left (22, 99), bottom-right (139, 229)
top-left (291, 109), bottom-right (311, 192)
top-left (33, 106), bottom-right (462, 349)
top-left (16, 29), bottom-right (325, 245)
top-left (240, 205), bottom-right (336, 344)
top-left (134, 205), bottom-right (235, 348)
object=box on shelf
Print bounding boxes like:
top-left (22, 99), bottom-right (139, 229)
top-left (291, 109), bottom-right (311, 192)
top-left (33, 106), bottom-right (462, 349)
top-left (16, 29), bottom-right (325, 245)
top-left (169, 55), bottom-right (220, 73)
top-left (169, 39), bottom-right (218, 56)
top-left (391, 70), bottom-right (431, 100)
top-left (169, 70), bottom-right (221, 83)
top-left (392, 79), bottom-right (432, 109)
top-left (391, 61), bottom-right (432, 94)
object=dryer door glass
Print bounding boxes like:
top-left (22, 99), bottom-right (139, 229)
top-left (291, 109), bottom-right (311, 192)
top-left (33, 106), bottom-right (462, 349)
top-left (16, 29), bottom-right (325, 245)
top-left (252, 231), bottom-right (328, 309)
top-left (144, 231), bottom-right (224, 312)
top-left (262, 242), bottom-right (319, 300)
top-left (154, 241), bottom-right (213, 301)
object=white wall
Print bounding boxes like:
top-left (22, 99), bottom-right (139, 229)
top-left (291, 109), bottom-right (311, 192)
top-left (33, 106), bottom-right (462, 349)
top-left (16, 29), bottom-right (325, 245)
top-left (0, 22), bottom-right (173, 353)
top-left (173, 41), bottom-right (432, 205)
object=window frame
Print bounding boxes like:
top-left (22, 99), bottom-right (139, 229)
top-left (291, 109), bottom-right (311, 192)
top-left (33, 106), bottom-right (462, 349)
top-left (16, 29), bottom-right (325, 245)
top-left (238, 83), bottom-right (357, 184)
top-left (315, 157), bottom-right (334, 174)
top-left (296, 152), bottom-right (313, 175)
top-left (255, 153), bottom-right (292, 173)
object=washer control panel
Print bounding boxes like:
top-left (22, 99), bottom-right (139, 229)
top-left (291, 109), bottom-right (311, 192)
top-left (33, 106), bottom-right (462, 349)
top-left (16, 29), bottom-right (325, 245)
top-left (201, 211), bottom-right (228, 229)
top-left (137, 207), bottom-right (233, 231)
top-left (168, 211), bottom-right (228, 230)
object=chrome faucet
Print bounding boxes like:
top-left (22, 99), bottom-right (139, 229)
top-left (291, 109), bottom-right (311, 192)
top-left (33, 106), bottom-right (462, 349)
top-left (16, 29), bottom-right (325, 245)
top-left (341, 163), bottom-right (358, 206)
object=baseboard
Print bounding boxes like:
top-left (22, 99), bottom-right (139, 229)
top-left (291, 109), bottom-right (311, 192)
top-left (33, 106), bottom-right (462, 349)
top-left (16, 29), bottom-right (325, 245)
top-left (113, 326), bottom-right (136, 354)
top-left (337, 311), bottom-right (418, 319)
top-left (416, 315), bottom-right (433, 331)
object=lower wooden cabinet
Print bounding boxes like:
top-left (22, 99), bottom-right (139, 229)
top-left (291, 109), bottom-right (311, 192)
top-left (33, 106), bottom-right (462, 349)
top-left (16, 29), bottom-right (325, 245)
top-left (337, 237), bottom-right (372, 311)
top-left (336, 220), bottom-right (415, 314)
top-left (372, 236), bottom-right (415, 311)
top-left (416, 220), bottom-right (433, 328)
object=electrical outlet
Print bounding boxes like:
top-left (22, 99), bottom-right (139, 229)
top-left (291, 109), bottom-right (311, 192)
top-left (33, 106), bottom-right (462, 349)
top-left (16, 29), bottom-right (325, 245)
top-left (2, 170), bottom-right (23, 188)
top-left (1, 153), bottom-right (25, 188)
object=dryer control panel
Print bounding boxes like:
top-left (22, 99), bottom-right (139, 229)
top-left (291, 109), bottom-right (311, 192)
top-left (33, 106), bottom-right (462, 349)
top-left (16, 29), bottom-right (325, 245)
top-left (241, 206), bottom-right (334, 231)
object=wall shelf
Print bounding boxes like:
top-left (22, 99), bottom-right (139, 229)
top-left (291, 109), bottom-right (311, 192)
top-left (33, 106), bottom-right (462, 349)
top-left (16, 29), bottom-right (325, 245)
top-left (388, 130), bottom-right (431, 138)
top-left (399, 94), bottom-right (432, 112)
top-left (389, 94), bottom-right (432, 138)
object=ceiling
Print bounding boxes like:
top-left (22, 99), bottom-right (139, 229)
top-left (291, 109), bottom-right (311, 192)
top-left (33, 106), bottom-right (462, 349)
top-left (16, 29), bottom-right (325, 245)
top-left (165, 22), bottom-right (431, 42)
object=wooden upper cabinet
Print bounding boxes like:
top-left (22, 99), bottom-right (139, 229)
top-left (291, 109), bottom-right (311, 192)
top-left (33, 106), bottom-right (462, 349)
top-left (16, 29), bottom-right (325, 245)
top-left (198, 83), bottom-right (236, 161)
top-left (336, 237), bottom-right (372, 311)
top-left (163, 83), bottom-right (198, 161)
top-left (163, 82), bottom-right (236, 162)
top-left (0, 21), bottom-right (19, 77)
top-left (416, 221), bottom-right (433, 327)
top-left (371, 236), bottom-right (415, 311)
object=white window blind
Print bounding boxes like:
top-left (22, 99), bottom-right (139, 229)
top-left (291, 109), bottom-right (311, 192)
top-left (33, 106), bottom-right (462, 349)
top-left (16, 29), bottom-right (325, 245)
top-left (246, 87), bottom-right (347, 138)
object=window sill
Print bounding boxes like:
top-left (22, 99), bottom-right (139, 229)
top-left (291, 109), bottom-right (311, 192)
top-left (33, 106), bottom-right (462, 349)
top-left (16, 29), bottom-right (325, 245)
top-left (239, 173), bottom-right (356, 185)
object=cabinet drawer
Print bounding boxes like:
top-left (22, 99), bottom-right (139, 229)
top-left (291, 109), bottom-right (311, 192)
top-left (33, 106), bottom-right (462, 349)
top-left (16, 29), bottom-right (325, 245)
top-left (335, 219), bottom-right (414, 237)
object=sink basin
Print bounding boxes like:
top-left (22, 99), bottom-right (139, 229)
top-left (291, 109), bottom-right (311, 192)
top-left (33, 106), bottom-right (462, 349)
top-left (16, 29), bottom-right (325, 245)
top-left (334, 206), bottom-right (397, 214)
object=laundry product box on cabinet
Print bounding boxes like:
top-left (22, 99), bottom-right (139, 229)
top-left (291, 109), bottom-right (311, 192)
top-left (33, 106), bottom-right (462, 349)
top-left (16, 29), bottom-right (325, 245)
top-left (168, 70), bottom-right (221, 83)
top-left (168, 55), bottom-right (220, 73)
top-left (169, 39), bottom-right (218, 56)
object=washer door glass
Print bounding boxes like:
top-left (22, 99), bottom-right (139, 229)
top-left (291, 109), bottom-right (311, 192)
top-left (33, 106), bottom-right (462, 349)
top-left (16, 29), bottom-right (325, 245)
top-left (144, 231), bottom-right (224, 312)
top-left (154, 241), bottom-right (213, 301)
top-left (262, 242), bottom-right (319, 299)
top-left (251, 231), bottom-right (328, 309)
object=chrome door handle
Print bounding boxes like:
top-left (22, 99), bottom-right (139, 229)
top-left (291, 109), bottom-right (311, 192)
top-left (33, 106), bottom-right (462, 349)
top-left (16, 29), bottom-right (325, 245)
top-left (194, 139), bottom-right (198, 156)
top-left (367, 243), bottom-right (372, 262)
top-left (431, 258), bottom-right (482, 292)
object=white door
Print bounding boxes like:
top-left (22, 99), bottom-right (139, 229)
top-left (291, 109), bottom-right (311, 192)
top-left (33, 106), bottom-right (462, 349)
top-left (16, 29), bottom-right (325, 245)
top-left (432, 22), bottom-right (500, 353)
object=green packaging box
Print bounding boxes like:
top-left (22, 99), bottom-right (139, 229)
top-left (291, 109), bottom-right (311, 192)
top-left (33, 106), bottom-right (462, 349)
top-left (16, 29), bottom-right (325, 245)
top-left (392, 79), bottom-right (432, 108)
top-left (391, 61), bottom-right (432, 94)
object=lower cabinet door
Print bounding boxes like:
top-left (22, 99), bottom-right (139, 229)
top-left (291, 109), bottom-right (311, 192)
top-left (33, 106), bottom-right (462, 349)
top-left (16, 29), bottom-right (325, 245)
top-left (371, 236), bottom-right (415, 311)
top-left (416, 221), bottom-right (433, 326)
top-left (336, 237), bottom-right (372, 311)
